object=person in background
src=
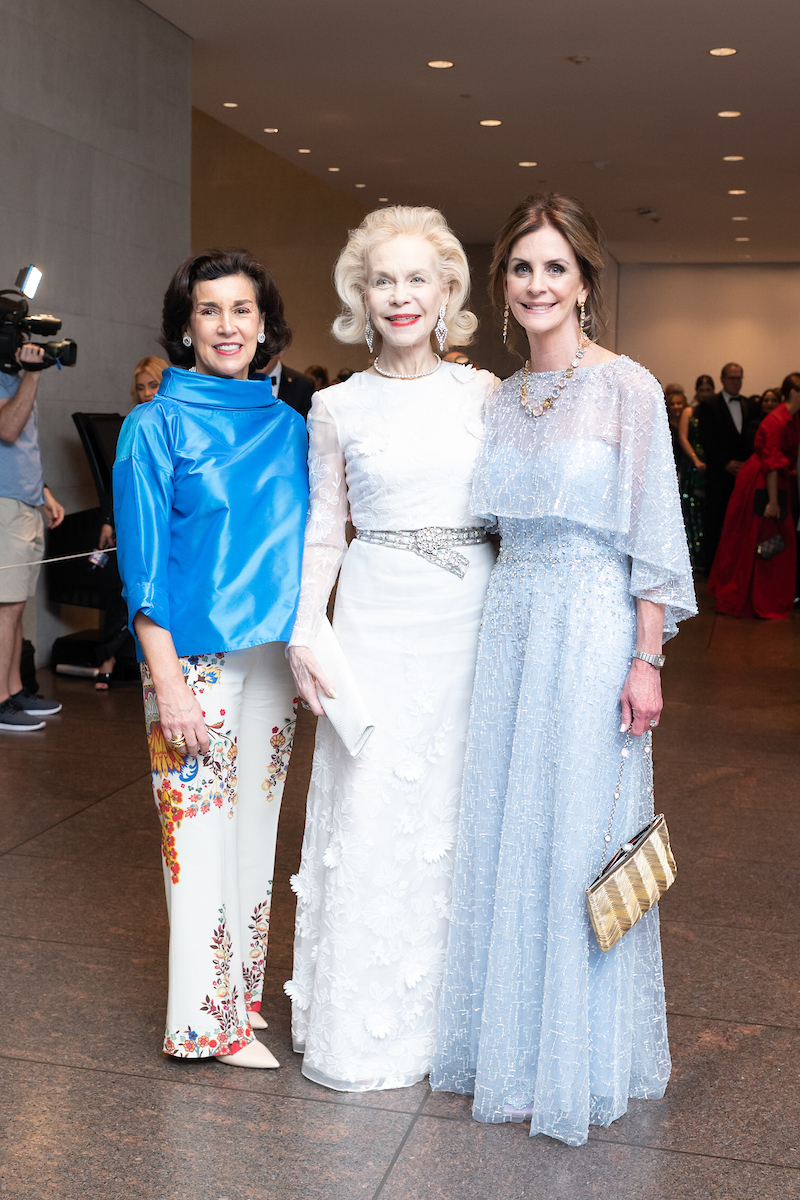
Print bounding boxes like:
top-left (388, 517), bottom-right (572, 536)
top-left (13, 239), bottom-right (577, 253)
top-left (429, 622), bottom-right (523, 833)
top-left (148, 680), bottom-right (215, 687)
top-left (692, 374), bottom-right (715, 409)
top-left (115, 248), bottom-right (308, 1069)
top-left (677, 391), bottom-right (707, 570)
top-left (249, 354), bottom-right (315, 419)
top-left (666, 388), bottom-right (688, 467)
top-left (708, 373), bottom-right (800, 619)
top-left (304, 365), bottom-right (329, 391)
top-left (696, 363), bottom-right (758, 568)
top-left (744, 388), bottom-right (781, 459)
top-left (444, 350), bottom-right (473, 367)
top-left (93, 356), bottom-right (169, 690)
top-left (0, 342), bottom-right (65, 731)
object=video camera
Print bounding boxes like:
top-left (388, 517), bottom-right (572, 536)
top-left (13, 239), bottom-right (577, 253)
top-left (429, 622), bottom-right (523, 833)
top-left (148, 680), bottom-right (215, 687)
top-left (0, 265), bottom-right (77, 374)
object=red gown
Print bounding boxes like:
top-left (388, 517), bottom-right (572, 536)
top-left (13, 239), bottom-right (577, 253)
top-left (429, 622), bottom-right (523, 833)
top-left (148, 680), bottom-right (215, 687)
top-left (708, 404), bottom-right (800, 619)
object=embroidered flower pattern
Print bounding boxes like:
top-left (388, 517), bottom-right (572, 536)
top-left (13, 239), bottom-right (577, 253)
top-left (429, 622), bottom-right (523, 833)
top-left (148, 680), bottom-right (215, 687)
top-left (164, 906), bottom-right (252, 1058)
top-left (242, 895), bottom-right (272, 1011)
top-left (262, 710), bottom-right (296, 802)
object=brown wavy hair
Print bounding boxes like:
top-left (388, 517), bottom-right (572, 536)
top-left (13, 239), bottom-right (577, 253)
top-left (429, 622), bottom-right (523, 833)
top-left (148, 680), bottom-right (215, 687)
top-left (489, 192), bottom-right (606, 355)
top-left (160, 248), bottom-right (291, 370)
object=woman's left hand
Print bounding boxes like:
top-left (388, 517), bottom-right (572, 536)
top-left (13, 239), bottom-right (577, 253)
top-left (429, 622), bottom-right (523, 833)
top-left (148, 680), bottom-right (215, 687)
top-left (620, 660), bottom-right (663, 736)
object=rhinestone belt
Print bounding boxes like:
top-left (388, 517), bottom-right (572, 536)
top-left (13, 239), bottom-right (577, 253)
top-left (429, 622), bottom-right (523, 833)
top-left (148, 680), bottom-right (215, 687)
top-left (355, 525), bottom-right (490, 577)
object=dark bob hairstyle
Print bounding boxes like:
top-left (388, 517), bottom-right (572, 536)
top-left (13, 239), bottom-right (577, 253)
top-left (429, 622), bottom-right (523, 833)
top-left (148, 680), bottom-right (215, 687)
top-left (160, 248), bottom-right (291, 370)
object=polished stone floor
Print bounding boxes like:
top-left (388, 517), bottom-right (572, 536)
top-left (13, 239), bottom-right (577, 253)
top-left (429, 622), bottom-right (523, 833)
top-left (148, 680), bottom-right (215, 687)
top-left (1, 587), bottom-right (798, 1199)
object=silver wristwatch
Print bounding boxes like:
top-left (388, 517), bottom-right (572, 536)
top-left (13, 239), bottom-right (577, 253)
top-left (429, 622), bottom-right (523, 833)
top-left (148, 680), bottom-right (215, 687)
top-left (632, 649), bottom-right (665, 669)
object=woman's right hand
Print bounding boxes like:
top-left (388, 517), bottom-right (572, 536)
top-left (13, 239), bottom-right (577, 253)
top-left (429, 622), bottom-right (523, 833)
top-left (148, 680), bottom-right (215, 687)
top-left (763, 500), bottom-right (781, 520)
top-left (288, 646), bottom-right (337, 718)
top-left (156, 678), bottom-right (209, 757)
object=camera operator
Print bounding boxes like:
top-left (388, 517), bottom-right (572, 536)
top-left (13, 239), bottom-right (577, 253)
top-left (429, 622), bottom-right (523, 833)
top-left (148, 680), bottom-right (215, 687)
top-left (0, 341), bottom-right (65, 730)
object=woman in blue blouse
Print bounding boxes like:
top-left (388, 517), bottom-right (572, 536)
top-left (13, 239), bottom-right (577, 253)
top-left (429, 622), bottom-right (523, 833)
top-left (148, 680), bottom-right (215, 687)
top-left (114, 250), bottom-right (308, 1069)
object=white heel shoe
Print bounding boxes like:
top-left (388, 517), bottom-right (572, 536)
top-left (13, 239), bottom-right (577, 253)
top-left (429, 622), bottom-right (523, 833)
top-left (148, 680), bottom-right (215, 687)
top-left (216, 1040), bottom-right (279, 1069)
top-left (248, 1009), bottom-right (268, 1030)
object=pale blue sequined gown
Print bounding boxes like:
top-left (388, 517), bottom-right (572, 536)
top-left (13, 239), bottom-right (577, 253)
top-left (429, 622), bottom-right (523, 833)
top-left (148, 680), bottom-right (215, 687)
top-left (430, 357), bottom-right (696, 1147)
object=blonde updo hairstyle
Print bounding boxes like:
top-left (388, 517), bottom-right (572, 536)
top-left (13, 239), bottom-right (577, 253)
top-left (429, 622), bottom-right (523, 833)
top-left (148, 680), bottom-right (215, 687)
top-left (489, 192), bottom-right (607, 355)
top-left (332, 206), bottom-right (477, 351)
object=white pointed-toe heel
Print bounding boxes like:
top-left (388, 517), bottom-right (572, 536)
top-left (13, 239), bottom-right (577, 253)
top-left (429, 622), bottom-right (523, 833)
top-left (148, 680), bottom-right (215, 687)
top-left (247, 1009), bottom-right (268, 1030)
top-left (216, 1040), bottom-right (279, 1069)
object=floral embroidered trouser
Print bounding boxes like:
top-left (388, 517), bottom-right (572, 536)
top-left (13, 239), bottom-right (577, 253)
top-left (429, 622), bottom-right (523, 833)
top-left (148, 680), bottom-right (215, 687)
top-left (141, 642), bottom-right (296, 1058)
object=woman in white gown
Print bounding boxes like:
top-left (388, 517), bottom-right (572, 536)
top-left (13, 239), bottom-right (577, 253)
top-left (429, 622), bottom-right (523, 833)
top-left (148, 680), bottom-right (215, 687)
top-left (285, 206), bottom-right (496, 1091)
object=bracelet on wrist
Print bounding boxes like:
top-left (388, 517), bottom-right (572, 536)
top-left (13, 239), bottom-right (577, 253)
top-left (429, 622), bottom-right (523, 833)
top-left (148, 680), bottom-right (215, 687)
top-left (632, 649), bottom-right (665, 670)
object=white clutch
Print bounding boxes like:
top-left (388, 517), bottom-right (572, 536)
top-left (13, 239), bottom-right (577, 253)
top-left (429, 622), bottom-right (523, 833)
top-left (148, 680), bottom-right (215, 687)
top-left (311, 616), bottom-right (375, 757)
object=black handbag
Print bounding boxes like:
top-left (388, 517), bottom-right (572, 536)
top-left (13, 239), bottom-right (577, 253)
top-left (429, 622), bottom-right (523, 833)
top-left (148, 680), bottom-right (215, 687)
top-left (753, 488), bottom-right (787, 520)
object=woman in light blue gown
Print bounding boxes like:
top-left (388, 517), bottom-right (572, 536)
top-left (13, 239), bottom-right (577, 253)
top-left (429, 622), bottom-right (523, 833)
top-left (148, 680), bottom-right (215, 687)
top-left (430, 193), bottom-right (696, 1146)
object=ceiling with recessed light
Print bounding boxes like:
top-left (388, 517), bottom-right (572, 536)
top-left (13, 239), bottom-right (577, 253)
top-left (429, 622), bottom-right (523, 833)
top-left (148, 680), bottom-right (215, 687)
top-left (142, 0), bottom-right (799, 262)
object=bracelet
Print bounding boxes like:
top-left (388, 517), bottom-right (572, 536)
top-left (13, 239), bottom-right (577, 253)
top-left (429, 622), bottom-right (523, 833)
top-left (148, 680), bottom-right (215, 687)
top-left (632, 649), bottom-right (665, 669)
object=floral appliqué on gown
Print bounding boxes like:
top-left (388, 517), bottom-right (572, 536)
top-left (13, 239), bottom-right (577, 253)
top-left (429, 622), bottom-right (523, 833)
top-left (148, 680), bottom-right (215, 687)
top-left (284, 362), bottom-right (497, 1091)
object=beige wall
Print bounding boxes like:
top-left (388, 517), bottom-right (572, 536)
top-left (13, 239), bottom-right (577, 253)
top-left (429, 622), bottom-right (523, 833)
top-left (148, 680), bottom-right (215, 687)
top-left (617, 263), bottom-right (800, 395)
top-left (192, 110), bottom-right (369, 379)
top-left (0, 0), bottom-right (191, 657)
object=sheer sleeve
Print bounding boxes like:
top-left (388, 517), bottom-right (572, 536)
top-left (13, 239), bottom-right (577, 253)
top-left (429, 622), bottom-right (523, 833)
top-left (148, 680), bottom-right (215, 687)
top-left (288, 395), bottom-right (348, 648)
top-left (618, 366), bottom-right (697, 640)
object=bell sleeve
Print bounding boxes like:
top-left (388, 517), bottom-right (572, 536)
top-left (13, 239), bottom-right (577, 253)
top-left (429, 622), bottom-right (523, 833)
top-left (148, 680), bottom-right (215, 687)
top-left (616, 365), bottom-right (697, 640)
top-left (113, 407), bottom-right (175, 636)
top-left (754, 410), bottom-right (791, 473)
top-left (288, 395), bottom-right (348, 648)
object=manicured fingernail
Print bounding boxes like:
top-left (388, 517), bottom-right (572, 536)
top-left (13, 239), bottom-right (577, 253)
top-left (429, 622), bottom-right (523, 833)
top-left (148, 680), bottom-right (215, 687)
top-left (329, 689), bottom-right (337, 698)
top-left (620, 722), bottom-right (628, 733)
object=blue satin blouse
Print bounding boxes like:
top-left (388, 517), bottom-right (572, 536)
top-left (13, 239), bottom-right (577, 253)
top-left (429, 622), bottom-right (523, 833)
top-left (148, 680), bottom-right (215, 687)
top-left (114, 367), bottom-right (308, 658)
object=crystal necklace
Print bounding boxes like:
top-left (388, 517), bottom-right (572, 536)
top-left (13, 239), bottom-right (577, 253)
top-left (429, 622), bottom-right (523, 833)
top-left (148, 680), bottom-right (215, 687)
top-left (373, 355), bottom-right (442, 380)
top-left (520, 333), bottom-right (588, 417)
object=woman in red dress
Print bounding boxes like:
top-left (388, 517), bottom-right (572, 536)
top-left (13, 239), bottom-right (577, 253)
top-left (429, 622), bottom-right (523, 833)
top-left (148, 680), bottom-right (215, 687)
top-left (708, 373), bottom-right (800, 619)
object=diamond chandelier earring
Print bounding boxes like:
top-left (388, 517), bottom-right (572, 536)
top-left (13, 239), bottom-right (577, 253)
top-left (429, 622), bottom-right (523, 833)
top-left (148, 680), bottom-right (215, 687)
top-left (502, 301), bottom-right (510, 345)
top-left (182, 334), bottom-right (192, 347)
top-left (365, 310), bottom-right (374, 354)
top-left (435, 304), bottom-right (448, 353)
top-left (579, 299), bottom-right (587, 336)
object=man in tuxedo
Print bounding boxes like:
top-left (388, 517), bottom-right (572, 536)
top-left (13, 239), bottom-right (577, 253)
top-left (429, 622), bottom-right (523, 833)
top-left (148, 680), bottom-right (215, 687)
top-left (249, 355), bottom-right (314, 420)
top-left (696, 362), bottom-right (756, 568)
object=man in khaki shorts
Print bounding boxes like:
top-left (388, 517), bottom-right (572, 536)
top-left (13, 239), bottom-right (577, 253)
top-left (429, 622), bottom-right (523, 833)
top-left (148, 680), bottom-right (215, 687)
top-left (0, 343), bottom-right (65, 730)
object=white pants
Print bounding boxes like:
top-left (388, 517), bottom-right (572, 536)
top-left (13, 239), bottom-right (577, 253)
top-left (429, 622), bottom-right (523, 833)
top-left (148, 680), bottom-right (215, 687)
top-left (141, 643), bottom-right (296, 1057)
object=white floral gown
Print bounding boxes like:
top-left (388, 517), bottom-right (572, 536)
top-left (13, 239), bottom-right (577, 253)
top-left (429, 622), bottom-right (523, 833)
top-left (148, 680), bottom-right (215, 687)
top-left (285, 362), bottom-right (496, 1091)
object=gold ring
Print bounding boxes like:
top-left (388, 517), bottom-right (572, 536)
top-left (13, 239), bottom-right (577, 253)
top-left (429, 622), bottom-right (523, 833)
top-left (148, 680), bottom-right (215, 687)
top-left (168, 733), bottom-right (186, 747)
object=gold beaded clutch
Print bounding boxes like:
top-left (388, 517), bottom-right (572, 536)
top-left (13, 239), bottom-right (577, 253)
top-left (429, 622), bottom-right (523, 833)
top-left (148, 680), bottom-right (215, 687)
top-left (585, 734), bottom-right (677, 953)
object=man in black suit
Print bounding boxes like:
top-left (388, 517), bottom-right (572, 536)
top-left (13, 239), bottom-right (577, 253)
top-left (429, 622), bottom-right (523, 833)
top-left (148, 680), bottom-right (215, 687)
top-left (249, 355), bottom-right (315, 420)
top-left (696, 362), bottom-right (756, 568)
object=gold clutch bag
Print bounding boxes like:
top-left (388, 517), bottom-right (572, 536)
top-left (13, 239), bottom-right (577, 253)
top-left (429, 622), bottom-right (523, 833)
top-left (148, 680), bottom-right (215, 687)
top-left (586, 733), bottom-right (677, 953)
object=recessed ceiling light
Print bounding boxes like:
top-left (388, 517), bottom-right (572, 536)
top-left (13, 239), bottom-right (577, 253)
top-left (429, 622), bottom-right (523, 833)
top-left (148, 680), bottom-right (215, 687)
top-left (717, 110), bottom-right (741, 118)
top-left (328, 167), bottom-right (340, 172)
top-left (263, 127), bottom-right (278, 133)
top-left (428, 60), bottom-right (453, 69)
top-left (723, 155), bottom-right (744, 161)
top-left (518, 161), bottom-right (538, 167)
top-left (223, 102), bottom-right (238, 108)
top-left (709, 47), bottom-right (737, 56)
top-left (298, 148), bottom-right (311, 153)
top-left (735, 236), bottom-right (750, 242)
top-left (480, 119), bottom-right (502, 127)
top-left (732, 216), bottom-right (749, 221)
top-left (378, 197), bottom-right (389, 202)
top-left (728, 189), bottom-right (746, 195)
top-left (355, 183), bottom-right (366, 188)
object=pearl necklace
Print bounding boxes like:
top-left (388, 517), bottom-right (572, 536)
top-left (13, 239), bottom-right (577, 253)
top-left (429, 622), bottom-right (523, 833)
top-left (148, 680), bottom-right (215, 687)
top-left (520, 334), bottom-right (588, 417)
top-left (373, 355), bottom-right (442, 380)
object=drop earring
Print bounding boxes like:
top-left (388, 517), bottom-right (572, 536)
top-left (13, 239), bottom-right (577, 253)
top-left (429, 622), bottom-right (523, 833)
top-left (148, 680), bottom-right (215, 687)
top-left (502, 301), bottom-right (509, 345)
top-left (435, 304), bottom-right (448, 353)
top-left (257, 331), bottom-right (266, 343)
top-left (365, 310), bottom-right (374, 354)
top-left (182, 334), bottom-right (192, 347)
top-left (578, 300), bottom-right (587, 337)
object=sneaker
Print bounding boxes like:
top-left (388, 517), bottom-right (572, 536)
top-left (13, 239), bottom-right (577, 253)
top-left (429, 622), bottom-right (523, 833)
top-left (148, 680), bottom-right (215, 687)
top-left (9, 687), bottom-right (62, 716)
top-left (0, 697), bottom-right (46, 731)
